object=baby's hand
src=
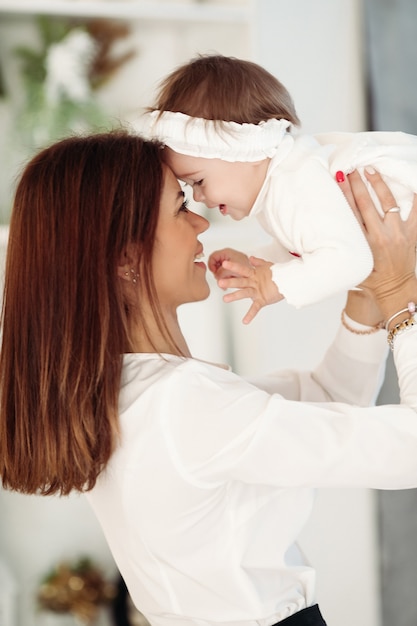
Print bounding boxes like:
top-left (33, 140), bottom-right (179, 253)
top-left (219, 255), bottom-right (284, 324)
top-left (208, 248), bottom-right (251, 280)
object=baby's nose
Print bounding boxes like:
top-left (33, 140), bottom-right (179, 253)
top-left (193, 186), bottom-right (204, 202)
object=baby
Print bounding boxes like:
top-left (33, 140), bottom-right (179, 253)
top-left (138, 54), bottom-right (417, 320)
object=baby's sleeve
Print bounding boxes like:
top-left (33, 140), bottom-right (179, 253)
top-left (266, 160), bottom-right (373, 308)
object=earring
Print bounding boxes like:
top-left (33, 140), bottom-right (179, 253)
top-left (123, 268), bottom-right (138, 284)
top-left (130, 268), bottom-right (138, 284)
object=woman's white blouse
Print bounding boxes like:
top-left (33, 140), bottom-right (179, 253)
top-left (87, 324), bottom-right (417, 626)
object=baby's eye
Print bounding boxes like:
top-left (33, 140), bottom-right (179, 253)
top-left (193, 180), bottom-right (203, 187)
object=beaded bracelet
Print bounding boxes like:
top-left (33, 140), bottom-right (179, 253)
top-left (387, 314), bottom-right (417, 350)
top-left (341, 309), bottom-right (385, 335)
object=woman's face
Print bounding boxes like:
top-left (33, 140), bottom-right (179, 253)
top-left (152, 165), bottom-right (210, 311)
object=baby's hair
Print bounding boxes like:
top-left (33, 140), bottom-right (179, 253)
top-left (153, 54), bottom-right (300, 126)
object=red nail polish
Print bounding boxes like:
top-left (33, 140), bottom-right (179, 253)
top-left (335, 171), bottom-right (345, 183)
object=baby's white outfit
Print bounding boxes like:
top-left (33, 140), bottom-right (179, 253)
top-left (138, 110), bottom-right (417, 308)
top-left (251, 130), bottom-right (417, 307)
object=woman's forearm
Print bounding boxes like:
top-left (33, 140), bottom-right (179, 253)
top-left (344, 288), bottom-right (385, 327)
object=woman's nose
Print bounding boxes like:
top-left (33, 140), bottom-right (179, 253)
top-left (192, 211), bottom-right (209, 234)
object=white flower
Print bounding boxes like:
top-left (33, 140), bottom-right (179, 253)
top-left (45, 29), bottom-right (96, 105)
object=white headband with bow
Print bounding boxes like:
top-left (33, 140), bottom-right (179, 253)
top-left (137, 110), bottom-right (292, 162)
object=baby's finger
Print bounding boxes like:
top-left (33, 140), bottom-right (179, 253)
top-left (218, 275), bottom-right (252, 291)
top-left (214, 267), bottom-right (240, 283)
top-left (208, 250), bottom-right (226, 273)
top-left (208, 257), bottom-right (222, 274)
top-left (248, 255), bottom-right (268, 268)
top-left (222, 259), bottom-right (253, 278)
top-left (242, 302), bottom-right (261, 325)
top-left (223, 287), bottom-right (254, 303)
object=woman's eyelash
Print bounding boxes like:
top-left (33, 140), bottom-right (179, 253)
top-left (179, 198), bottom-right (189, 212)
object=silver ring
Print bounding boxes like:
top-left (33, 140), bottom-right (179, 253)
top-left (386, 206), bottom-right (401, 214)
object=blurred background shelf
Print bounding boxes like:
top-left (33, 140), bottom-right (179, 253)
top-left (0, 1), bottom-right (250, 22)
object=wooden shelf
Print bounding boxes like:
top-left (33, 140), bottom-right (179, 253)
top-left (0, 1), bottom-right (250, 23)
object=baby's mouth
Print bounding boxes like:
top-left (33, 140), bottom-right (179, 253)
top-left (219, 204), bottom-right (227, 215)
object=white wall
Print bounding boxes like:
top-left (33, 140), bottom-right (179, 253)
top-left (0, 2), bottom-right (382, 626)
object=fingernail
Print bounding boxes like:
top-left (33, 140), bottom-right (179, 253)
top-left (365, 166), bottom-right (376, 175)
top-left (335, 171), bottom-right (345, 183)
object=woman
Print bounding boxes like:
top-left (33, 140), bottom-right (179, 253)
top-left (1, 130), bottom-right (417, 626)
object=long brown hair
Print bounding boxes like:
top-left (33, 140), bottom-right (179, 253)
top-left (152, 54), bottom-right (300, 126)
top-left (0, 131), bottom-right (164, 495)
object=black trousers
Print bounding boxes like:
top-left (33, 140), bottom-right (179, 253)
top-left (271, 604), bottom-right (327, 626)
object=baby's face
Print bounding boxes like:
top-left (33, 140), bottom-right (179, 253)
top-left (164, 148), bottom-right (268, 221)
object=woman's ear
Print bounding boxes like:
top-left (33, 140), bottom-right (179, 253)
top-left (117, 243), bottom-right (139, 282)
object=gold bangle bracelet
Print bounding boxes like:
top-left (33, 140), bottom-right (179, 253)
top-left (385, 302), bottom-right (417, 331)
top-left (341, 309), bottom-right (385, 335)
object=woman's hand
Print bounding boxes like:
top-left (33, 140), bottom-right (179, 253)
top-left (337, 169), bottom-right (417, 325)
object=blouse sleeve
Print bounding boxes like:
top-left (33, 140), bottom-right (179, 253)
top-left (161, 327), bottom-right (417, 491)
top-left (246, 322), bottom-right (388, 406)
